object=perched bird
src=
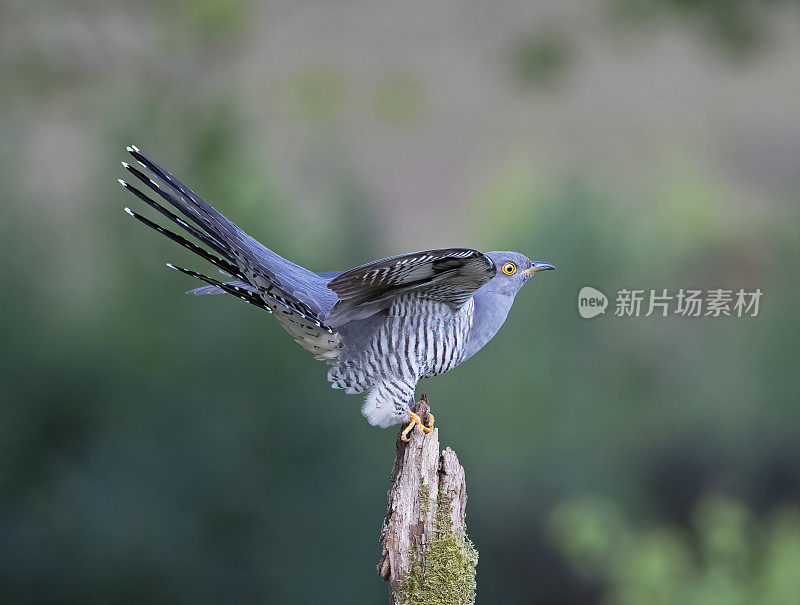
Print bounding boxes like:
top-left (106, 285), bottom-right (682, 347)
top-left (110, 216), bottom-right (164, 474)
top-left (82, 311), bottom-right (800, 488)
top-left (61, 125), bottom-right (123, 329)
top-left (119, 146), bottom-right (555, 439)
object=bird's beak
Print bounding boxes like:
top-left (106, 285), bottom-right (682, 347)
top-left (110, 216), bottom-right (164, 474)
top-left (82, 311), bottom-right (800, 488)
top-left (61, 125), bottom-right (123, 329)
top-left (521, 261), bottom-right (556, 277)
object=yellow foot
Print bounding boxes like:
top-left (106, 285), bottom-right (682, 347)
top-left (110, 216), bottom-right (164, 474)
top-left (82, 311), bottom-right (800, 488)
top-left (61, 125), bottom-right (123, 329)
top-left (400, 411), bottom-right (435, 441)
top-left (422, 413), bottom-right (435, 434)
top-left (401, 411), bottom-right (423, 442)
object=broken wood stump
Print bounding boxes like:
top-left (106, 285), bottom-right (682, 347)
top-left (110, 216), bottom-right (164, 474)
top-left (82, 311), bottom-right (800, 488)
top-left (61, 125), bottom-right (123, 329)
top-left (377, 396), bottom-right (478, 605)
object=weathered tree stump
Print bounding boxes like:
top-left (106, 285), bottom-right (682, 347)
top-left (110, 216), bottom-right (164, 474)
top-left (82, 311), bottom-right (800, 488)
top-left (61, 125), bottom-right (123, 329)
top-left (377, 396), bottom-right (478, 605)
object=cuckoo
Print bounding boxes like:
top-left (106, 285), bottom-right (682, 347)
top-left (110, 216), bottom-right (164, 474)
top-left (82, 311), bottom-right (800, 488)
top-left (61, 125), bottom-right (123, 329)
top-left (118, 146), bottom-right (555, 440)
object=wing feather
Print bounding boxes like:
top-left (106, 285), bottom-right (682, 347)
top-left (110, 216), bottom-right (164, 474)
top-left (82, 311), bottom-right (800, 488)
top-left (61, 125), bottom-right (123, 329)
top-left (325, 248), bottom-right (495, 326)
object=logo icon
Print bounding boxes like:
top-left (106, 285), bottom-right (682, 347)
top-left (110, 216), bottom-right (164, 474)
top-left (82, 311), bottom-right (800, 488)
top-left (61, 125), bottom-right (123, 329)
top-left (578, 286), bottom-right (608, 319)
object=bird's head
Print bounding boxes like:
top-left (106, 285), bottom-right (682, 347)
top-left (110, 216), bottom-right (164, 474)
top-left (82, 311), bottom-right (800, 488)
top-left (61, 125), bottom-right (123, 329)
top-left (484, 251), bottom-right (555, 295)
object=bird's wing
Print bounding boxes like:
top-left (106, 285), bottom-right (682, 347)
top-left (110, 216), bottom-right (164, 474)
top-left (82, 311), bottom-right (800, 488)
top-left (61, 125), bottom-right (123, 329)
top-left (325, 248), bottom-right (496, 326)
top-left (119, 146), bottom-right (335, 330)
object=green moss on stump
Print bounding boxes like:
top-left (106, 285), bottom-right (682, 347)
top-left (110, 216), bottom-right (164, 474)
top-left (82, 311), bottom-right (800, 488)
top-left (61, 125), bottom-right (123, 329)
top-left (419, 480), bottom-right (431, 518)
top-left (399, 489), bottom-right (478, 605)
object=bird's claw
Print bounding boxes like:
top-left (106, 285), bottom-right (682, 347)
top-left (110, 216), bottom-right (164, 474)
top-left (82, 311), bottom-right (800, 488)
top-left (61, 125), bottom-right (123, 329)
top-left (400, 411), bottom-right (435, 442)
top-left (401, 412), bottom-right (422, 442)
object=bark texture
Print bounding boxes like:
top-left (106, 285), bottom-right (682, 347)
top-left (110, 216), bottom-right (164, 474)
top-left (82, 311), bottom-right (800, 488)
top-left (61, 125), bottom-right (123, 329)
top-left (377, 396), bottom-right (477, 605)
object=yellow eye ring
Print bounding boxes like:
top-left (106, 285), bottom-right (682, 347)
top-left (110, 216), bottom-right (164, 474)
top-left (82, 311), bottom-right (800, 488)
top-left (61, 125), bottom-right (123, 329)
top-left (501, 262), bottom-right (517, 275)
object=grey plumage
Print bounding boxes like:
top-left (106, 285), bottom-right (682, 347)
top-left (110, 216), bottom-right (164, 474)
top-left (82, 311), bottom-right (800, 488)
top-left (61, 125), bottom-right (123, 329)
top-left (119, 146), bottom-right (555, 428)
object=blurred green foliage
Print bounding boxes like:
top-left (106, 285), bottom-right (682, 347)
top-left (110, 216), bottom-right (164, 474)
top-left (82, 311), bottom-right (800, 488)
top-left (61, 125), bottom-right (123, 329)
top-left (607, 0), bottom-right (791, 59)
top-left (161, 0), bottom-right (253, 44)
top-left (371, 72), bottom-right (426, 127)
top-left (548, 494), bottom-right (799, 605)
top-left (511, 30), bottom-right (573, 90)
top-left (287, 65), bottom-right (349, 126)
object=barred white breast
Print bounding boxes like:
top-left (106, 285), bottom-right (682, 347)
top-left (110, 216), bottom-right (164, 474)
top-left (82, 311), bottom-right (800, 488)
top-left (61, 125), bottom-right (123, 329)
top-left (327, 293), bottom-right (474, 426)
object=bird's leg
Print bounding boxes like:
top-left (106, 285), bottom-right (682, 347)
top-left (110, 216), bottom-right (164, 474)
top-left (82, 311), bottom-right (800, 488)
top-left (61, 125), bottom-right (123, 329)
top-left (400, 411), bottom-right (423, 442)
top-left (422, 412), bottom-right (435, 434)
top-left (416, 394), bottom-right (434, 433)
top-left (401, 394), bottom-right (435, 441)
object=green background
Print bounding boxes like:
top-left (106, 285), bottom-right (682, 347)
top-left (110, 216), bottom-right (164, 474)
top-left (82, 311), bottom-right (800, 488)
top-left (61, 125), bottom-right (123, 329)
top-left (2, 1), bottom-right (797, 603)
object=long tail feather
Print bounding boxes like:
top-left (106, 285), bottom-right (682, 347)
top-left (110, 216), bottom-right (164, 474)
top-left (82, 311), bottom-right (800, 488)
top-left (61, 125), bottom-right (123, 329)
top-left (127, 146), bottom-right (217, 223)
top-left (125, 147), bottom-right (297, 292)
top-left (165, 264), bottom-right (273, 313)
top-left (120, 146), bottom-right (332, 331)
top-left (119, 173), bottom-right (228, 257)
top-left (123, 207), bottom-right (240, 278)
top-left (188, 280), bottom-right (256, 296)
top-left (125, 146), bottom-right (286, 281)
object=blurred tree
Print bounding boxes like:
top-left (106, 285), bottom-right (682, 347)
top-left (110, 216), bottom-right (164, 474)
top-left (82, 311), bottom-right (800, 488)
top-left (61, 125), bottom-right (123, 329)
top-left (548, 494), bottom-right (799, 605)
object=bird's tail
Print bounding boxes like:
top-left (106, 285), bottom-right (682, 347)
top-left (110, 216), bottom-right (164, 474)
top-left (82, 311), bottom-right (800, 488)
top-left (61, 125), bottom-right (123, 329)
top-left (118, 146), bottom-right (331, 329)
top-left (187, 280), bottom-right (256, 296)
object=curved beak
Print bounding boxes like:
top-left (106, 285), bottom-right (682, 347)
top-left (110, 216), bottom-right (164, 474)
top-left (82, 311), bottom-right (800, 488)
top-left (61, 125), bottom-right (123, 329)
top-left (521, 261), bottom-right (556, 277)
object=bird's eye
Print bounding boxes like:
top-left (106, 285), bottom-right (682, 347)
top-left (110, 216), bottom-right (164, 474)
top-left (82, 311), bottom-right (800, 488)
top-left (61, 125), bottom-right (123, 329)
top-left (501, 262), bottom-right (517, 275)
